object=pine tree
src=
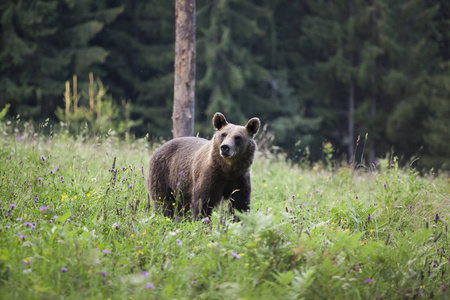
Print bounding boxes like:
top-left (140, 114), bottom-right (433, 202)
top-left (0, 0), bottom-right (123, 120)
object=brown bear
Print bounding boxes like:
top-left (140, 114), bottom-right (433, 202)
top-left (147, 112), bottom-right (260, 219)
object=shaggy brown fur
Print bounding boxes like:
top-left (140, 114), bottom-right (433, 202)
top-left (147, 112), bottom-right (260, 219)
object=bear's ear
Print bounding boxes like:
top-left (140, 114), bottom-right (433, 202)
top-left (213, 112), bottom-right (228, 130)
top-left (245, 117), bottom-right (260, 137)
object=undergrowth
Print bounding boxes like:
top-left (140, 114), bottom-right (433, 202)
top-left (0, 120), bottom-right (449, 299)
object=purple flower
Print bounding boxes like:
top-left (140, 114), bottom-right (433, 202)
top-left (49, 170), bottom-right (54, 174)
top-left (17, 136), bottom-right (24, 142)
top-left (38, 177), bottom-right (43, 182)
top-left (55, 167), bottom-right (59, 172)
top-left (383, 183), bottom-right (387, 189)
top-left (146, 283), bottom-right (155, 289)
top-left (102, 249), bottom-right (110, 254)
top-left (231, 251), bottom-right (242, 259)
top-left (24, 222), bottom-right (33, 227)
top-left (20, 235), bottom-right (27, 240)
top-left (121, 167), bottom-right (126, 171)
top-left (101, 271), bottom-right (108, 276)
top-left (409, 205), bottom-right (413, 212)
top-left (141, 271), bottom-right (149, 278)
top-left (41, 157), bottom-right (47, 161)
top-left (60, 176), bottom-right (64, 179)
top-left (434, 213), bottom-right (440, 221)
top-left (128, 184), bottom-right (133, 188)
top-left (5, 226), bottom-right (10, 229)
top-left (201, 217), bottom-right (210, 222)
top-left (176, 239), bottom-right (181, 245)
top-left (141, 166), bottom-right (144, 175)
top-left (292, 195), bottom-right (296, 199)
top-left (39, 206), bottom-right (48, 211)
top-left (180, 170), bottom-right (185, 177)
top-left (302, 203), bottom-right (307, 207)
top-left (364, 279), bottom-right (374, 283)
top-left (10, 204), bottom-right (17, 209)
top-left (52, 215), bottom-right (58, 219)
top-left (16, 218), bottom-right (22, 221)
top-left (315, 189), bottom-right (319, 193)
top-left (61, 267), bottom-right (68, 272)
top-left (367, 214), bottom-right (373, 220)
top-left (115, 225), bottom-right (120, 230)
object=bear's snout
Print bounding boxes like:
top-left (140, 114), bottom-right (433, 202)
top-left (220, 144), bottom-right (232, 157)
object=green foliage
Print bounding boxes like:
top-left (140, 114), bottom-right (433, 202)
top-left (0, 126), bottom-right (449, 298)
top-left (53, 74), bottom-right (140, 139)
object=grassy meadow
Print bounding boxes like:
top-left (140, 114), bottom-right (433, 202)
top-left (0, 121), bottom-right (449, 299)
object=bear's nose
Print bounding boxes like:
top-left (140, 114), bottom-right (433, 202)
top-left (220, 144), bottom-right (231, 153)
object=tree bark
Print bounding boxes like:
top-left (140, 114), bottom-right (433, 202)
top-left (348, 79), bottom-right (355, 164)
top-left (173, 0), bottom-right (196, 138)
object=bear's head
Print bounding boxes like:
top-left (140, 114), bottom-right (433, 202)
top-left (212, 112), bottom-right (260, 159)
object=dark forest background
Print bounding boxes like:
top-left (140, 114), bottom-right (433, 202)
top-left (1, 0), bottom-right (449, 170)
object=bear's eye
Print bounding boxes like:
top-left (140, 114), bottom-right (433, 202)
top-left (221, 132), bottom-right (227, 138)
top-left (234, 136), bottom-right (242, 141)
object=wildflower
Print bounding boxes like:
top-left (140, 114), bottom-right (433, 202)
top-left (50, 170), bottom-right (53, 174)
top-left (101, 271), bottom-right (107, 276)
top-left (38, 177), bottom-right (43, 182)
top-left (22, 257), bottom-right (32, 265)
top-left (10, 204), bottom-right (17, 209)
top-left (61, 267), bottom-right (68, 272)
top-left (231, 251), bottom-right (242, 259)
top-left (383, 183), bottom-right (387, 189)
top-left (434, 213), bottom-right (440, 221)
top-left (176, 239), bottom-right (181, 245)
top-left (39, 206), bottom-right (48, 211)
top-left (292, 195), bottom-right (295, 199)
top-left (41, 157), bottom-right (47, 161)
top-left (128, 184), bottom-right (133, 188)
top-left (146, 283), bottom-right (155, 289)
top-left (5, 226), bottom-right (10, 229)
top-left (20, 235), bottom-right (27, 240)
top-left (102, 249), bottom-right (110, 254)
top-left (202, 217), bottom-right (210, 222)
top-left (60, 176), bottom-right (64, 180)
top-left (141, 166), bottom-right (144, 175)
top-left (364, 279), bottom-right (374, 283)
top-left (409, 205), bottom-right (412, 212)
top-left (16, 218), bottom-right (22, 221)
top-left (141, 271), bottom-right (149, 278)
top-left (17, 136), bottom-right (23, 142)
top-left (315, 189), bottom-right (319, 193)
top-left (367, 214), bottom-right (373, 220)
top-left (115, 225), bottom-right (120, 230)
top-left (52, 215), bottom-right (58, 219)
top-left (121, 167), bottom-right (126, 171)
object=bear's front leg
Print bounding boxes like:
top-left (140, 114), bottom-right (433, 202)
top-left (227, 175), bottom-right (251, 213)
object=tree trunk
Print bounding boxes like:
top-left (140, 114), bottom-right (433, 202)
top-left (173, 0), bottom-right (196, 138)
top-left (369, 2), bottom-right (378, 168)
top-left (348, 79), bottom-right (355, 164)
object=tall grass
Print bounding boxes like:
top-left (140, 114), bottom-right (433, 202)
top-left (0, 120), bottom-right (449, 299)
